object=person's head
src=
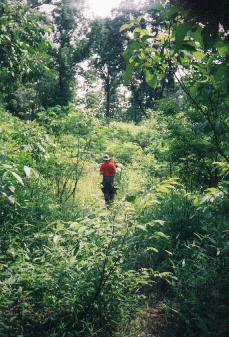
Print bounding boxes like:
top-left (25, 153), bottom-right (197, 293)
top-left (103, 154), bottom-right (111, 162)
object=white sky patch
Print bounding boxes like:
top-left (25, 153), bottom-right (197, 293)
top-left (85, 0), bottom-right (124, 17)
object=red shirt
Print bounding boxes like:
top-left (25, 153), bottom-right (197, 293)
top-left (100, 161), bottom-right (116, 177)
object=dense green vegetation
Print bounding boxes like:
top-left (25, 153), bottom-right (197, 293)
top-left (0, 1), bottom-right (228, 337)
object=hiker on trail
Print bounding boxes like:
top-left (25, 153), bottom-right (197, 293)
top-left (100, 154), bottom-right (117, 205)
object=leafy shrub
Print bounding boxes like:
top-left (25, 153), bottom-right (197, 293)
top-left (0, 215), bottom-right (149, 337)
top-left (108, 142), bottom-right (143, 164)
top-left (132, 175), bottom-right (229, 337)
top-left (159, 99), bottom-right (180, 116)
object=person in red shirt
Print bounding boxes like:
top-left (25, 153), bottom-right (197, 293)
top-left (100, 154), bottom-right (117, 205)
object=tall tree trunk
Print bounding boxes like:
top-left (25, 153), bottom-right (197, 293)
top-left (130, 84), bottom-right (147, 119)
top-left (58, 48), bottom-right (64, 105)
top-left (105, 77), bottom-right (111, 117)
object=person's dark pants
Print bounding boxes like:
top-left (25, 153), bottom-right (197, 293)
top-left (102, 176), bottom-right (116, 205)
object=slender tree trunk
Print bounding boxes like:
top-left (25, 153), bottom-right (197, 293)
top-left (105, 77), bottom-right (111, 117)
top-left (58, 48), bottom-right (65, 105)
top-left (131, 84), bottom-right (147, 119)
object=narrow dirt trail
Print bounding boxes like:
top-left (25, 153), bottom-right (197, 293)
top-left (76, 166), bottom-right (171, 337)
top-left (139, 303), bottom-right (169, 337)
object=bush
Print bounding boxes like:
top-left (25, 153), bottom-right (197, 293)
top-left (0, 215), bottom-right (149, 337)
top-left (159, 99), bottom-right (180, 116)
top-left (108, 142), bottom-right (143, 164)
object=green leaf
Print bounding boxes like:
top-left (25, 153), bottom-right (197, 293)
top-left (145, 70), bottom-right (157, 88)
top-left (192, 51), bottom-right (205, 61)
top-left (153, 232), bottom-right (170, 240)
top-left (191, 27), bottom-right (204, 45)
top-left (120, 22), bottom-right (134, 32)
top-left (180, 42), bottom-right (196, 52)
top-left (147, 247), bottom-right (159, 253)
top-left (8, 195), bottom-right (16, 204)
top-left (124, 64), bottom-right (133, 83)
top-left (129, 41), bottom-right (141, 52)
top-left (212, 64), bottom-right (229, 85)
top-left (9, 186), bottom-right (15, 193)
top-left (201, 28), bottom-right (217, 50)
top-left (53, 235), bottom-right (60, 245)
top-left (2, 164), bottom-right (13, 169)
top-left (217, 43), bottom-right (229, 56)
top-left (153, 220), bottom-right (166, 226)
top-left (175, 23), bottom-right (192, 46)
top-left (166, 5), bottom-right (180, 17)
top-left (24, 166), bottom-right (32, 178)
top-left (165, 250), bottom-right (173, 256)
top-left (193, 196), bottom-right (201, 207)
top-left (136, 224), bottom-right (147, 231)
top-left (11, 172), bottom-right (24, 186)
